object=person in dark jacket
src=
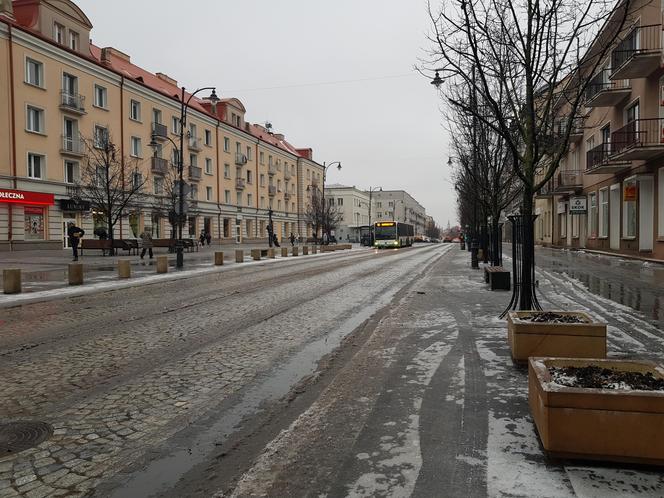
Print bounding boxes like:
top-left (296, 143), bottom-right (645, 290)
top-left (272, 233), bottom-right (280, 247)
top-left (67, 222), bottom-right (85, 261)
top-left (205, 231), bottom-right (212, 246)
top-left (290, 232), bottom-right (295, 247)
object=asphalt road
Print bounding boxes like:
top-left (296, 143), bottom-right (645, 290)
top-left (0, 244), bottom-right (450, 497)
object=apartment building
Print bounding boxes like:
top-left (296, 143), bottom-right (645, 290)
top-left (535, 0), bottom-right (664, 260)
top-left (323, 184), bottom-right (374, 242)
top-left (372, 190), bottom-right (428, 236)
top-left (0, 0), bottom-right (324, 250)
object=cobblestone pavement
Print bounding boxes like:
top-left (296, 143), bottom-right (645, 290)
top-left (0, 244), bottom-right (447, 497)
top-left (224, 247), bottom-right (664, 498)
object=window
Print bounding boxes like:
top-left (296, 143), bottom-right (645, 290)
top-left (206, 186), bottom-right (213, 201)
top-left (659, 168), bottom-right (664, 238)
top-left (154, 177), bottom-right (163, 195)
top-left (599, 188), bottom-right (609, 238)
top-left (64, 160), bottom-right (78, 183)
top-left (269, 155), bottom-right (273, 166)
top-left (236, 142), bottom-right (241, 154)
top-left (205, 158), bottom-right (213, 174)
top-left (26, 106), bottom-right (44, 133)
top-left (224, 137), bottom-right (230, 152)
top-left (224, 190), bottom-right (231, 204)
top-left (259, 174), bottom-right (265, 186)
top-left (53, 23), bottom-right (65, 44)
top-left (572, 214), bottom-right (579, 238)
top-left (246, 170), bottom-right (252, 183)
top-left (260, 151), bottom-right (264, 164)
top-left (24, 207), bottom-right (44, 240)
top-left (338, 198), bottom-right (344, 206)
top-left (204, 129), bottom-right (211, 146)
top-left (94, 125), bottom-right (109, 148)
top-left (623, 178), bottom-right (637, 238)
top-left (224, 163), bottom-right (230, 178)
top-left (277, 200), bottom-right (282, 210)
top-left (588, 192), bottom-right (597, 238)
top-left (69, 31), bottom-right (79, 51)
top-left (260, 196), bottom-right (265, 208)
top-left (94, 85), bottom-right (107, 108)
top-left (190, 154), bottom-right (197, 167)
top-left (237, 192), bottom-right (242, 205)
top-left (246, 146), bottom-right (252, 161)
top-left (171, 116), bottom-right (180, 135)
top-left (130, 100), bottom-right (141, 121)
top-left (132, 172), bottom-right (143, 189)
top-left (62, 73), bottom-right (78, 97)
top-left (388, 201), bottom-right (394, 207)
top-left (189, 123), bottom-right (197, 143)
top-left (190, 185), bottom-right (198, 200)
top-left (25, 58), bottom-right (44, 87)
top-left (247, 193), bottom-right (253, 207)
top-left (28, 153), bottom-right (45, 179)
top-left (152, 108), bottom-right (162, 125)
top-left (601, 125), bottom-right (610, 145)
top-left (130, 137), bottom-right (141, 157)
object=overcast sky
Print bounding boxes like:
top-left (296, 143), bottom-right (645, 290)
top-left (75, 0), bottom-right (456, 227)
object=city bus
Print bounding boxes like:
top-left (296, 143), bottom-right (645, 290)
top-left (373, 221), bottom-right (414, 248)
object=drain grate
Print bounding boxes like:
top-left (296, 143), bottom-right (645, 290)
top-left (0, 421), bottom-right (53, 456)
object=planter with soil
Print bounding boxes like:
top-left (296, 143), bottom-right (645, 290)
top-left (529, 357), bottom-right (664, 465)
top-left (507, 311), bottom-right (606, 363)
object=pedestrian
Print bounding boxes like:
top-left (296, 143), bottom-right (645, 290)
top-left (290, 232), bottom-right (295, 247)
top-left (67, 222), bottom-right (85, 261)
top-left (272, 233), bottom-right (280, 247)
top-left (94, 226), bottom-right (108, 255)
top-left (140, 226), bottom-right (154, 259)
top-left (205, 231), bottom-right (212, 246)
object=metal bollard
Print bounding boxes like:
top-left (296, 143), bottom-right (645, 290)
top-left (303, 246), bottom-right (309, 255)
top-left (235, 250), bottom-right (244, 263)
top-left (118, 260), bottom-right (131, 279)
top-left (268, 248), bottom-right (275, 259)
top-left (281, 247), bottom-right (289, 257)
top-left (251, 249), bottom-right (261, 261)
top-left (3, 268), bottom-right (21, 294)
top-left (292, 246), bottom-right (299, 257)
top-left (156, 255), bottom-right (168, 273)
top-left (68, 263), bottom-right (84, 285)
top-left (214, 251), bottom-right (224, 266)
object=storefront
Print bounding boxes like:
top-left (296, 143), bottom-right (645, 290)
top-left (0, 188), bottom-right (56, 250)
top-left (59, 199), bottom-right (91, 248)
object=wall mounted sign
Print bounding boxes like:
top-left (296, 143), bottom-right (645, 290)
top-left (623, 183), bottom-right (638, 202)
top-left (59, 199), bottom-right (91, 211)
top-left (0, 189), bottom-right (54, 205)
top-left (569, 196), bottom-right (587, 214)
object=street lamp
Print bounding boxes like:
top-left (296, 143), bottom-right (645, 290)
top-left (321, 161), bottom-right (341, 242)
top-left (150, 86), bottom-right (219, 268)
top-left (366, 186), bottom-right (382, 245)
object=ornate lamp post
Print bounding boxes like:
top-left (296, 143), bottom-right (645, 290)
top-left (150, 86), bottom-right (219, 268)
top-left (367, 186), bottom-right (381, 245)
top-left (321, 161), bottom-right (341, 242)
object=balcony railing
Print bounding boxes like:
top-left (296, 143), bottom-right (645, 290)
top-left (554, 170), bottom-right (582, 192)
top-left (188, 136), bottom-right (201, 151)
top-left (284, 168), bottom-right (291, 180)
top-left (235, 153), bottom-right (248, 166)
top-left (585, 69), bottom-right (630, 107)
top-left (61, 134), bottom-right (84, 155)
top-left (611, 118), bottom-right (664, 160)
top-left (235, 178), bottom-right (245, 190)
top-left (611, 24), bottom-right (662, 79)
top-left (268, 185), bottom-right (277, 196)
top-left (586, 143), bottom-right (630, 174)
top-left (151, 157), bottom-right (169, 175)
top-left (188, 165), bottom-right (202, 181)
top-left (60, 91), bottom-right (85, 113)
top-left (268, 164), bottom-right (277, 175)
top-left (284, 191), bottom-right (291, 200)
top-left (152, 122), bottom-right (168, 140)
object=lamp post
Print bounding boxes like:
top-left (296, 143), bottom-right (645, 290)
top-left (150, 86), bottom-right (219, 268)
top-left (321, 161), bottom-right (341, 242)
top-left (367, 186), bottom-right (381, 245)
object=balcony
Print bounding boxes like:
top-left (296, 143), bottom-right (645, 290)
top-left (60, 91), bottom-right (86, 114)
top-left (585, 69), bottom-right (630, 107)
top-left (284, 168), bottom-right (291, 180)
top-left (188, 136), bottom-right (202, 151)
top-left (268, 185), bottom-right (277, 196)
top-left (235, 153), bottom-right (248, 166)
top-left (151, 157), bottom-right (169, 175)
top-left (268, 164), bottom-right (277, 175)
top-left (60, 135), bottom-right (85, 156)
top-left (152, 122), bottom-right (168, 140)
top-left (586, 143), bottom-right (630, 175)
top-left (188, 165), bottom-right (202, 181)
top-left (553, 170), bottom-right (583, 193)
top-left (284, 191), bottom-right (291, 201)
top-left (611, 24), bottom-right (661, 80)
top-left (235, 178), bottom-right (245, 190)
top-left (610, 118), bottom-right (664, 161)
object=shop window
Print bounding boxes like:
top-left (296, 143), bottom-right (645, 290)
top-left (659, 168), bottom-right (664, 238)
top-left (599, 188), bottom-right (609, 237)
top-left (588, 192), bottom-right (598, 238)
top-left (188, 216), bottom-right (196, 236)
top-left (129, 213), bottom-right (139, 238)
top-left (623, 178), bottom-right (637, 238)
top-left (24, 207), bottom-right (45, 240)
top-left (151, 214), bottom-right (161, 238)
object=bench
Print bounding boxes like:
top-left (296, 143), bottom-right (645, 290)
top-left (80, 239), bottom-right (112, 256)
top-left (485, 266), bottom-right (510, 290)
top-left (113, 239), bottom-right (139, 255)
top-left (152, 239), bottom-right (200, 253)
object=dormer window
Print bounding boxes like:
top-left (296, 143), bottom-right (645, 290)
top-left (53, 23), bottom-right (65, 44)
top-left (69, 31), bottom-right (79, 51)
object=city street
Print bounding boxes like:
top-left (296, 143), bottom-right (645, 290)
top-left (1, 244), bottom-right (664, 497)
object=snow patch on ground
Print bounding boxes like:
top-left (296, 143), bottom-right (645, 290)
top-left (565, 467), bottom-right (664, 497)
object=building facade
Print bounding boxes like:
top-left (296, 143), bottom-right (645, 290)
top-left (372, 190), bottom-right (427, 236)
top-left (323, 184), bottom-right (373, 242)
top-left (0, 0), bottom-right (324, 250)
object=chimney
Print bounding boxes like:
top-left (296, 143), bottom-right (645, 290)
top-left (156, 73), bottom-right (178, 87)
top-left (100, 48), bottom-right (112, 65)
top-left (0, 0), bottom-right (15, 20)
top-left (274, 133), bottom-right (285, 141)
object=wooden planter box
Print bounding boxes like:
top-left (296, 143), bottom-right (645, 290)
top-left (507, 311), bottom-right (606, 363)
top-left (529, 357), bottom-right (664, 466)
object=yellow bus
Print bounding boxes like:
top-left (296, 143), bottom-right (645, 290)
top-left (373, 221), bottom-right (414, 248)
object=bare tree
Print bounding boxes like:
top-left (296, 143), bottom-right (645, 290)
top-left (77, 135), bottom-right (147, 251)
top-left (426, 0), bottom-right (632, 309)
top-left (306, 189), bottom-right (343, 242)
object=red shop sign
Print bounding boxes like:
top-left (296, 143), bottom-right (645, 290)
top-left (0, 188), bottom-right (54, 205)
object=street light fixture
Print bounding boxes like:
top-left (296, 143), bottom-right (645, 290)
top-left (367, 186), bottom-right (382, 245)
top-left (321, 161), bottom-right (342, 242)
top-left (150, 86), bottom-right (219, 269)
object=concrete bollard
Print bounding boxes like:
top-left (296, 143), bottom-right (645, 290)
top-left (214, 251), bottom-right (224, 266)
top-left (118, 260), bottom-right (131, 279)
top-left (235, 250), bottom-right (244, 263)
top-left (268, 248), bottom-right (275, 259)
top-left (311, 245), bottom-right (317, 254)
top-left (303, 246), bottom-right (309, 255)
top-left (292, 246), bottom-right (299, 257)
top-left (68, 263), bottom-right (84, 286)
top-left (281, 247), bottom-right (289, 257)
top-left (156, 255), bottom-right (168, 273)
top-left (251, 249), bottom-right (262, 261)
top-left (3, 268), bottom-right (21, 294)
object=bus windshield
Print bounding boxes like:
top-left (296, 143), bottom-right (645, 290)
top-left (374, 225), bottom-right (397, 240)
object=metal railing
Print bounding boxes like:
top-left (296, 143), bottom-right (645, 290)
top-left (611, 118), bottom-right (664, 156)
top-left (188, 165), bottom-right (202, 180)
top-left (268, 185), bottom-right (277, 196)
top-left (235, 153), bottom-right (248, 165)
top-left (585, 69), bottom-right (629, 102)
top-left (555, 170), bottom-right (582, 189)
top-left (61, 134), bottom-right (84, 154)
top-left (188, 136), bottom-right (201, 150)
top-left (284, 168), bottom-right (291, 180)
top-left (235, 178), bottom-right (246, 189)
top-left (60, 91), bottom-right (85, 112)
top-left (268, 164), bottom-right (277, 175)
top-left (586, 143), bottom-right (612, 170)
top-left (611, 24), bottom-right (662, 71)
top-left (152, 122), bottom-right (168, 139)
top-left (151, 157), bottom-right (169, 175)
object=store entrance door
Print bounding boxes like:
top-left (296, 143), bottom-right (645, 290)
top-left (62, 216), bottom-right (77, 248)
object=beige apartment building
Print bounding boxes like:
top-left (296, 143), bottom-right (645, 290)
top-left (0, 0), bottom-right (324, 250)
top-left (535, 0), bottom-right (664, 261)
top-left (323, 184), bottom-right (374, 242)
top-left (372, 190), bottom-right (428, 237)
